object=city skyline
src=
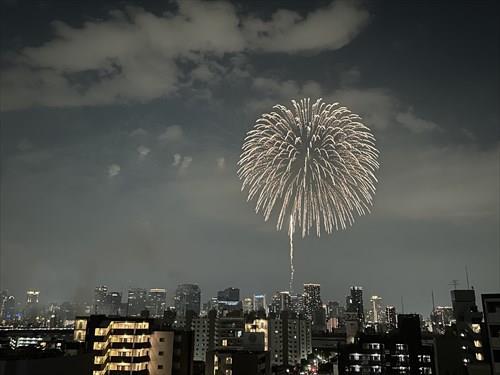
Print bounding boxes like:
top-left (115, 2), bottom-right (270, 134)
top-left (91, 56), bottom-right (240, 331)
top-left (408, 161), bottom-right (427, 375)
top-left (0, 280), bottom-right (489, 320)
top-left (0, 0), bottom-right (498, 316)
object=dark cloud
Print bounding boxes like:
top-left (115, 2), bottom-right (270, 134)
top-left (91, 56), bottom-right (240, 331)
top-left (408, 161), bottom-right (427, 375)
top-left (0, 0), bottom-right (368, 111)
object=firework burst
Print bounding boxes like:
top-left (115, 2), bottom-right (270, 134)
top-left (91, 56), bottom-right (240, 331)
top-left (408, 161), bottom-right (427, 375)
top-left (238, 98), bottom-right (379, 290)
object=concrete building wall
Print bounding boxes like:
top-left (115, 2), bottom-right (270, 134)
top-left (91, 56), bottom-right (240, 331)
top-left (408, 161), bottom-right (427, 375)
top-left (150, 331), bottom-right (174, 375)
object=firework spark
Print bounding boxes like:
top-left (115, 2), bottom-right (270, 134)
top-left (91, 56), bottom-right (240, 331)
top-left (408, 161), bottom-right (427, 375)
top-left (238, 98), bottom-right (379, 290)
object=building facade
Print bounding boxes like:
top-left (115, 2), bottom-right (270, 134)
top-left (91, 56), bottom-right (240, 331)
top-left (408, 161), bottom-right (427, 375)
top-left (74, 315), bottom-right (194, 375)
top-left (482, 293), bottom-right (499, 374)
top-left (174, 284), bottom-right (201, 318)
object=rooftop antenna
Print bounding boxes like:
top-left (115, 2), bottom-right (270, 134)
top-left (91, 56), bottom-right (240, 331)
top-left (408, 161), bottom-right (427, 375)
top-left (431, 290), bottom-right (435, 311)
top-left (465, 266), bottom-right (470, 289)
top-left (450, 280), bottom-right (460, 290)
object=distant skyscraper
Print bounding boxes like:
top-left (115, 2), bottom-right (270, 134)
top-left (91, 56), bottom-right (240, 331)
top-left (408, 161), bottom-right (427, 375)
top-left (147, 288), bottom-right (167, 318)
top-left (2, 295), bottom-right (16, 321)
top-left (104, 292), bottom-right (122, 316)
top-left (280, 292), bottom-right (291, 312)
top-left (127, 288), bottom-right (147, 316)
top-left (369, 295), bottom-right (383, 324)
top-left (253, 294), bottom-right (267, 314)
top-left (174, 284), bottom-right (201, 318)
top-left (386, 305), bottom-right (397, 331)
top-left (26, 290), bottom-right (39, 305)
top-left (25, 290), bottom-right (40, 321)
top-left (347, 286), bottom-right (364, 324)
top-left (217, 287), bottom-right (241, 312)
top-left (0, 291), bottom-right (7, 320)
top-left (94, 286), bottom-right (108, 314)
top-left (217, 287), bottom-right (240, 302)
top-left (303, 284), bottom-right (322, 320)
top-left (242, 297), bottom-right (253, 313)
top-left (430, 306), bottom-right (454, 334)
top-left (289, 293), bottom-right (303, 315)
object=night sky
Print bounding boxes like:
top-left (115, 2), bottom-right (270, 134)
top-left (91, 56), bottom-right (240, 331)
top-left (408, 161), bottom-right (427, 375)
top-left (0, 0), bottom-right (498, 314)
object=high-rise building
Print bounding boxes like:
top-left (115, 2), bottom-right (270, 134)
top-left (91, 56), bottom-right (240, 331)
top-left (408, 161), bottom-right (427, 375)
top-left (289, 293), bottom-right (303, 315)
top-left (245, 319), bottom-right (269, 351)
top-left (270, 291), bottom-right (291, 314)
top-left (217, 287), bottom-right (241, 313)
top-left (242, 297), bottom-right (253, 314)
top-left (218, 315), bottom-right (245, 347)
top-left (26, 290), bottom-right (39, 305)
top-left (433, 290), bottom-right (489, 374)
top-left (217, 287), bottom-right (240, 302)
top-left (192, 310), bottom-right (218, 362)
top-left (385, 305), bottom-right (397, 332)
top-left (450, 290), bottom-right (487, 367)
top-left (147, 288), bottom-right (167, 318)
top-left (347, 286), bottom-right (364, 325)
top-left (430, 306), bottom-right (454, 334)
top-left (339, 314), bottom-right (434, 374)
top-left (127, 288), bottom-right (147, 316)
top-left (326, 301), bottom-right (346, 328)
top-left (104, 292), bottom-right (122, 316)
top-left (369, 295), bottom-right (383, 324)
top-left (94, 286), bottom-right (108, 314)
top-left (253, 295), bottom-right (267, 314)
top-left (25, 290), bottom-right (40, 321)
top-left (482, 293), bottom-right (500, 374)
top-left (174, 284), bottom-right (201, 318)
top-left (303, 283), bottom-right (322, 320)
top-left (303, 284), bottom-right (323, 332)
top-left (0, 291), bottom-right (8, 320)
top-left (74, 315), bottom-right (194, 375)
top-left (2, 295), bottom-right (16, 321)
top-left (268, 311), bottom-right (312, 366)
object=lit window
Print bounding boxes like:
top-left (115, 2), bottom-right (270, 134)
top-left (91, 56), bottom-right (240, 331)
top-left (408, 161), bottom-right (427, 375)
top-left (471, 324), bottom-right (481, 334)
top-left (475, 353), bottom-right (484, 361)
top-left (474, 340), bottom-right (482, 348)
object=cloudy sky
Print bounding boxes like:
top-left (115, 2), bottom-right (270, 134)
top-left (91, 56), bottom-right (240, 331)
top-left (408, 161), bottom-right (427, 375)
top-left (0, 0), bottom-right (498, 314)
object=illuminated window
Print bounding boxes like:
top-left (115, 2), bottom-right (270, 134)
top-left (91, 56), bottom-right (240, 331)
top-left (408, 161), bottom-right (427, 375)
top-left (475, 353), bottom-right (484, 361)
top-left (471, 324), bottom-right (481, 333)
top-left (474, 340), bottom-right (482, 348)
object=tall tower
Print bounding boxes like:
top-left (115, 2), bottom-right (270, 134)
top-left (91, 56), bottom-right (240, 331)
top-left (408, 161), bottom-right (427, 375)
top-left (26, 290), bottom-right (40, 305)
top-left (386, 305), bottom-right (397, 331)
top-left (369, 295), bottom-right (383, 323)
top-left (303, 283), bottom-right (322, 323)
top-left (347, 286), bottom-right (364, 324)
top-left (127, 288), bottom-right (148, 316)
top-left (94, 286), bottom-right (108, 314)
top-left (174, 284), bottom-right (201, 318)
top-left (147, 288), bottom-right (167, 318)
top-left (253, 294), bottom-right (267, 314)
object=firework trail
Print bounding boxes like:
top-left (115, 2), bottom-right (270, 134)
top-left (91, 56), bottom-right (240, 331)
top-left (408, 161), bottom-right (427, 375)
top-left (238, 98), bottom-right (379, 291)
